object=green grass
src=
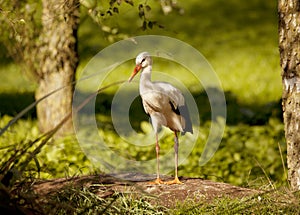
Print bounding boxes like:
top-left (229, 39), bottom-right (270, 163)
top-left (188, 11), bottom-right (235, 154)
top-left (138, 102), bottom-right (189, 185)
top-left (0, 0), bottom-right (292, 213)
top-left (78, 0), bottom-right (281, 103)
top-left (12, 181), bottom-right (299, 214)
top-left (49, 189), bottom-right (167, 215)
top-left (171, 191), bottom-right (300, 214)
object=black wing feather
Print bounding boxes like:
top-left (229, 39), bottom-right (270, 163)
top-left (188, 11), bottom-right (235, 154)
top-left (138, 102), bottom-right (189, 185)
top-left (169, 101), bottom-right (193, 135)
top-left (169, 101), bottom-right (180, 115)
top-left (179, 102), bottom-right (193, 134)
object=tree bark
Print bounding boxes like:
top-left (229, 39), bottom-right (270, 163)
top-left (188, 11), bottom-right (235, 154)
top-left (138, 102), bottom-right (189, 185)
top-left (278, 0), bottom-right (300, 191)
top-left (35, 0), bottom-right (79, 136)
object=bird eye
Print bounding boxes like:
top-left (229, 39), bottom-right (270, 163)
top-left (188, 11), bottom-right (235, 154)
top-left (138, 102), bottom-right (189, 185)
top-left (141, 58), bottom-right (146, 63)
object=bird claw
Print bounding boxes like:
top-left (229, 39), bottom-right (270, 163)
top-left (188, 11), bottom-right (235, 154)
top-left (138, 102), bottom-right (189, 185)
top-left (165, 177), bottom-right (183, 185)
top-left (147, 178), bottom-right (164, 185)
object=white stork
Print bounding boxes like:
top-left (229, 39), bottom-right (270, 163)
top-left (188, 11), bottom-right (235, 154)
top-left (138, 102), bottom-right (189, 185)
top-left (128, 52), bottom-right (193, 185)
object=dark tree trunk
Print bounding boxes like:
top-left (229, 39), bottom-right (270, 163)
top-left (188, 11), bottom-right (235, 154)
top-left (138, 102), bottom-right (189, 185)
top-left (35, 0), bottom-right (79, 136)
top-left (278, 0), bottom-right (300, 191)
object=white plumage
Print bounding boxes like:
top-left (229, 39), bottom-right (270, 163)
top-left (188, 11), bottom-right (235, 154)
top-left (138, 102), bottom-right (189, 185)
top-left (129, 52), bottom-right (193, 184)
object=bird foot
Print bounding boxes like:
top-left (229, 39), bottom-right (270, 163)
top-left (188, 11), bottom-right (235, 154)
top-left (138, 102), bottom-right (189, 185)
top-left (147, 178), bottom-right (164, 185)
top-left (165, 177), bottom-right (183, 185)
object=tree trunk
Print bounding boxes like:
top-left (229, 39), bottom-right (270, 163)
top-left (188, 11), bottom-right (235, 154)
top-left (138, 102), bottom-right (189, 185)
top-left (35, 0), bottom-right (79, 136)
top-left (278, 0), bottom-right (300, 191)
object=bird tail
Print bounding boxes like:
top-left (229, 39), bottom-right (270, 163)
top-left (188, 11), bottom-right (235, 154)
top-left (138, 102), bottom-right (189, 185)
top-left (179, 102), bottom-right (193, 135)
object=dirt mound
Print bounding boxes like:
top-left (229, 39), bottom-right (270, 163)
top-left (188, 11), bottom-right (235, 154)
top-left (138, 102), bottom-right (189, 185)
top-left (33, 173), bottom-right (259, 208)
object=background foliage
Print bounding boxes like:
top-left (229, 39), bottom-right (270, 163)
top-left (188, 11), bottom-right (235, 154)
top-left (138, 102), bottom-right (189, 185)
top-left (0, 0), bottom-right (284, 190)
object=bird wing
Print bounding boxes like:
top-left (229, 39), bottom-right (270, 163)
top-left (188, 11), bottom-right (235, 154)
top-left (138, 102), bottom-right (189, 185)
top-left (141, 90), bottom-right (168, 114)
top-left (150, 81), bottom-right (193, 134)
top-left (152, 81), bottom-right (185, 108)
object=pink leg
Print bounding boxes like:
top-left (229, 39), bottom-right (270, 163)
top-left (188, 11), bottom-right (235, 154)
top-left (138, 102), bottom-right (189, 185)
top-left (148, 133), bottom-right (164, 184)
top-left (166, 132), bottom-right (183, 185)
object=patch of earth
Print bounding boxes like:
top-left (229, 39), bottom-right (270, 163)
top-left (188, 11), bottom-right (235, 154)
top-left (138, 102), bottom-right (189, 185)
top-left (32, 173), bottom-right (260, 208)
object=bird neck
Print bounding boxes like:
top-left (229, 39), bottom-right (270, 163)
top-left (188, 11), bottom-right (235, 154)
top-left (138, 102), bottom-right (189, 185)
top-left (139, 65), bottom-right (153, 94)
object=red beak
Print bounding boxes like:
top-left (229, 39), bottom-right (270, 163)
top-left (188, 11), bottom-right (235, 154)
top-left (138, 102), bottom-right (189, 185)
top-left (128, 64), bottom-right (142, 82)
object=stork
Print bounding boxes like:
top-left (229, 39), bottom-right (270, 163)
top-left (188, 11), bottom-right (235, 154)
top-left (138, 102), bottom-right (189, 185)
top-left (128, 52), bottom-right (193, 185)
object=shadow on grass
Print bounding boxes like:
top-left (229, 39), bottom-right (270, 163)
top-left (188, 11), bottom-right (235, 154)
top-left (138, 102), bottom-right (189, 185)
top-left (0, 92), bottom-right (36, 118)
top-left (0, 88), bottom-right (282, 128)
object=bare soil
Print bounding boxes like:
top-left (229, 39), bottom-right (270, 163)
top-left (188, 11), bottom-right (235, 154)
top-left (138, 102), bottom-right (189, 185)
top-left (32, 173), bottom-right (260, 208)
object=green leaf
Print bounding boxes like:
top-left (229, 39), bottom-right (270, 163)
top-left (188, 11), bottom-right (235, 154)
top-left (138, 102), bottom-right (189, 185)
top-left (140, 121), bottom-right (152, 134)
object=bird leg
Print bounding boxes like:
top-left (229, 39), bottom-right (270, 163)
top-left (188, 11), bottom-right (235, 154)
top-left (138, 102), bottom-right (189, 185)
top-left (166, 132), bottom-right (183, 185)
top-left (148, 133), bottom-right (164, 185)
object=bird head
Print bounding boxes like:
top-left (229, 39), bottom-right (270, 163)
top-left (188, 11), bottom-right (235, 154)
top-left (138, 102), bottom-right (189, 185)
top-left (128, 52), bottom-right (152, 82)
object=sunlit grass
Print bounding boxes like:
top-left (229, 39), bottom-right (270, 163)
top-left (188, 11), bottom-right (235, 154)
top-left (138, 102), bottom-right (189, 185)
top-left (0, 0), bottom-right (292, 213)
top-left (0, 63), bottom-right (36, 93)
top-left (77, 0), bottom-right (281, 104)
top-left (171, 190), bottom-right (300, 214)
top-left (0, 0), bottom-right (281, 104)
top-left (0, 0), bottom-right (283, 183)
